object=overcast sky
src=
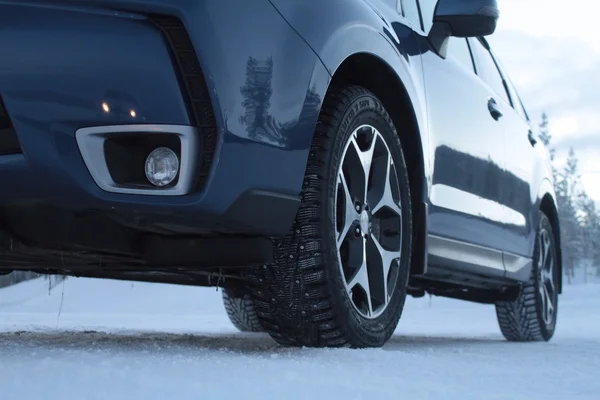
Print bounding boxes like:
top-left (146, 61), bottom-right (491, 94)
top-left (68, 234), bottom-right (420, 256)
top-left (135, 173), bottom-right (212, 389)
top-left (487, 0), bottom-right (600, 200)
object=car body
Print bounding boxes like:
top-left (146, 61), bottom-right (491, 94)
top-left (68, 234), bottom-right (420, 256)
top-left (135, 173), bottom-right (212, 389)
top-left (0, 0), bottom-right (561, 346)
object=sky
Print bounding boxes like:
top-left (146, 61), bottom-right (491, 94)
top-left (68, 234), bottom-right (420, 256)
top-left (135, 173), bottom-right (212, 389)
top-left (487, 0), bottom-right (600, 201)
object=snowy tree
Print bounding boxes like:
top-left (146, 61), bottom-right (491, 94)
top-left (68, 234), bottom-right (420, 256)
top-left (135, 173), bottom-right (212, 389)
top-left (555, 147), bottom-right (584, 282)
top-left (577, 192), bottom-right (600, 278)
top-left (536, 112), bottom-right (600, 283)
top-left (538, 114), bottom-right (576, 282)
top-left (538, 112), bottom-right (555, 162)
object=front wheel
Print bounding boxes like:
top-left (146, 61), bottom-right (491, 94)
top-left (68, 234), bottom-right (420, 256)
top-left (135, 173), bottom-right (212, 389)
top-left (495, 212), bottom-right (559, 341)
top-left (249, 86), bottom-right (413, 348)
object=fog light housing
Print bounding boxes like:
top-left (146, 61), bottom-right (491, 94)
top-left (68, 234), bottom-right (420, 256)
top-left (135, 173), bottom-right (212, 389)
top-left (145, 147), bottom-right (179, 187)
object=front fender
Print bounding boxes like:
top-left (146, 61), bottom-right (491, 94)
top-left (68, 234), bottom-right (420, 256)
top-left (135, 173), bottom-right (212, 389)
top-left (536, 179), bottom-right (557, 209)
top-left (270, 0), bottom-right (431, 187)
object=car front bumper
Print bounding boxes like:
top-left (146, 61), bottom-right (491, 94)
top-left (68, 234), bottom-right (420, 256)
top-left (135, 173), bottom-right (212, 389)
top-left (0, 0), bottom-right (327, 238)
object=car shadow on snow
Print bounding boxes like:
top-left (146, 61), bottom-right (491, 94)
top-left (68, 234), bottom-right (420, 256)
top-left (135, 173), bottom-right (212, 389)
top-left (0, 331), bottom-right (283, 354)
top-left (384, 334), bottom-right (507, 351)
top-left (0, 330), bottom-right (509, 355)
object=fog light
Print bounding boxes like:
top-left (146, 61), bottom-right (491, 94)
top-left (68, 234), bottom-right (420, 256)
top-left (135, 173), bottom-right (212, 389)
top-left (145, 147), bottom-right (179, 187)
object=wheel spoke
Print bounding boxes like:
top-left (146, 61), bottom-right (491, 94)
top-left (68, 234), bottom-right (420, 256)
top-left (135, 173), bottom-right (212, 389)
top-left (349, 130), bottom-right (376, 204)
top-left (371, 151), bottom-right (402, 217)
top-left (537, 235), bottom-right (544, 269)
top-left (539, 282), bottom-right (547, 320)
top-left (543, 284), bottom-right (554, 322)
top-left (347, 237), bottom-right (373, 316)
top-left (337, 171), bottom-right (359, 248)
top-left (537, 228), bottom-right (555, 326)
top-left (543, 232), bottom-right (551, 268)
top-left (546, 258), bottom-right (555, 292)
top-left (544, 247), bottom-right (553, 274)
top-left (370, 233), bottom-right (400, 304)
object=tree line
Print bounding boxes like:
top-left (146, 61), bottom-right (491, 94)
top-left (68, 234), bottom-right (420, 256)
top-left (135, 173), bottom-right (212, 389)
top-left (538, 113), bottom-right (600, 283)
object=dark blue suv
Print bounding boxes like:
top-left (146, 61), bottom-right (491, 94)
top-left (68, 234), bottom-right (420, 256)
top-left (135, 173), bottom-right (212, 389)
top-left (0, 0), bottom-right (561, 348)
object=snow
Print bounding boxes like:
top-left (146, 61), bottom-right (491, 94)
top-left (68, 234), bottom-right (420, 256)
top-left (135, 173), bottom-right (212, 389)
top-left (1, 277), bottom-right (599, 400)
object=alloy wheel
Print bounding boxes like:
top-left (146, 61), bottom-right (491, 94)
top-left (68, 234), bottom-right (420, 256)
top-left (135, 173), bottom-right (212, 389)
top-left (538, 228), bottom-right (556, 326)
top-left (334, 124), bottom-right (403, 319)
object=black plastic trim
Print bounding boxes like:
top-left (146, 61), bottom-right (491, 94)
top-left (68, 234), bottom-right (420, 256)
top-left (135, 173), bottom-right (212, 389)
top-left (0, 96), bottom-right (22, 156)
top-left (112, 189), bottom-right (300, 236)
top-left (148, 15), bottom-right (218, 192)
top-left (223, 189), bottom-right (300, 236)
top-left (141, 235), bottom-right (273, 268)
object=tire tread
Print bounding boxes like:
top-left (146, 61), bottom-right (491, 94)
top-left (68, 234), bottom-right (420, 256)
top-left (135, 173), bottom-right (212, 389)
top-left (222, 289), bottom-right (263, 333)
top-left (495, 213), bottom-right (557, 342)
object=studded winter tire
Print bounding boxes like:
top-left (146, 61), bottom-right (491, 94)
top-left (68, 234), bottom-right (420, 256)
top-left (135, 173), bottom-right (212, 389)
top-left (249, 85), bottom-right (413, 348)
top-left (495, 212), bottom-right (559, 342)
top-left (222, 287), bottom-right (263, 333)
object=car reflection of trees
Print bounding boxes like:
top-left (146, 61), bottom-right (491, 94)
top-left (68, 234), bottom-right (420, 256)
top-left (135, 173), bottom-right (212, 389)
top-left (433, 145), bottom-right (530, 228)
top-left (239, 56), bottom-right (321, 149)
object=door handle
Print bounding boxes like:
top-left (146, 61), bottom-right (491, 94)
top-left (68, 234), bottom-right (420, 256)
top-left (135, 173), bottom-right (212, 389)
top-left (487, 97), bottom-right (503, 120)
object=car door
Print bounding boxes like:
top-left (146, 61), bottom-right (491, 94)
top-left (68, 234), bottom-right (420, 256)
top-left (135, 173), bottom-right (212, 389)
top-left (484, 43), bottom-right (538, 277)
top-left (417, 3), bottom-right (507, 267)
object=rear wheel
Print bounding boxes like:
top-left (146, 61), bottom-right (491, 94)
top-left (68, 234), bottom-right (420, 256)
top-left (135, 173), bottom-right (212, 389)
top-left (249, 85), bottom-right (413, 348)
top-left (495, 212), bottom-right (559, 341)
top-left (222, 287), bottom-right (263, 333)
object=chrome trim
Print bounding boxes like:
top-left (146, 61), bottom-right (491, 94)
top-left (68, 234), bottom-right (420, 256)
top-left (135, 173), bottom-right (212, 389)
top-left (427, 234), bottom-right (505, 270)
top-left (75, 124), bottom-right (199, 196)
top-left (503, 251), bottom-right (533, 274)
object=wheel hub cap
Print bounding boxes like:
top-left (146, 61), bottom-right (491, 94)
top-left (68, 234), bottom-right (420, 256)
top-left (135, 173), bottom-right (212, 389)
top-left (359, 209), bottom-right (371, 237)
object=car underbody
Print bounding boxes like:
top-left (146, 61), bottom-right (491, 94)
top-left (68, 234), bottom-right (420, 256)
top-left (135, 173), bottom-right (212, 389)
top-left (0, 203), bottom-right (523, 306)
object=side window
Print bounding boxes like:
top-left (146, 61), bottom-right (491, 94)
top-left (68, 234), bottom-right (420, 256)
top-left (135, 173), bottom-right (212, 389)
top-left (504, 76), bottom-right (528, 121)
top-left (446, 38), bottom-right (475, 73)
top-left (469, 39), bottom-right (511, 105)
top-left (517, 96), bottom-right (530, 121)
top-left (417, 0), bottom-right (438, 33)
top-left (400, 0), bottom-right (423, 30)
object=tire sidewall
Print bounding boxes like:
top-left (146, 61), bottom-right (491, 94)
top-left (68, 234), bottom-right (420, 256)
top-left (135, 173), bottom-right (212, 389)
top-left (321, 90), bottom-right (412, 346)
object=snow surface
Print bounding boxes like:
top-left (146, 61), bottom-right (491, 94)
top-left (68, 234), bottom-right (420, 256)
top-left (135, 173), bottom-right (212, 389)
top-left (1, 277), bottom-right (599, 400)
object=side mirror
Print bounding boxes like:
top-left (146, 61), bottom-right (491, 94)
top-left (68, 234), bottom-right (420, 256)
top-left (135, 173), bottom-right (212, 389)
top-left (434, 0), bottom-right (499, 38)
top-left (428, 0), bottom-right (499, 58)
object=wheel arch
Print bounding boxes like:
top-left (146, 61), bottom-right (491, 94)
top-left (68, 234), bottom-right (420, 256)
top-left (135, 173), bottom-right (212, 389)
top-left (327, 52), bottom-right (428, 276)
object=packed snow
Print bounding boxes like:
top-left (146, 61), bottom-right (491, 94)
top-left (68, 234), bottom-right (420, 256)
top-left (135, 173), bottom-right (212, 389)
top-left (1, 277), bottom-right (599, 400)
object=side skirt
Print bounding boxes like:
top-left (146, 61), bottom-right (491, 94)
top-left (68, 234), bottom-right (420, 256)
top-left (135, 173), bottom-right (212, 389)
top-left (409, 234), bottom-right (531, 303)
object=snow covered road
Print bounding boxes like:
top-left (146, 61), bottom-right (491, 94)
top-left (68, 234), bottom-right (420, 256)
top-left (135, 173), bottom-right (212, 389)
top-left (1, 278), bottom-right (599, 400)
